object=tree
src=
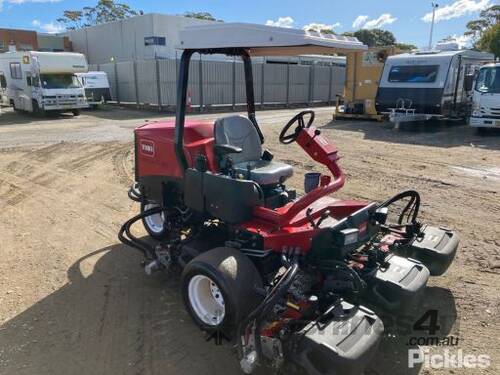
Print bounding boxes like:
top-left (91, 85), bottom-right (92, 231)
top-left (464, 5), bottom-right (500, 47)
top-left (184, 12), bottom-right (223, 22)
top-left (394, 42), bottom-right (417, 51)
top-left (344, 29), bottom-right (396, 47)
top-left (57, 0), bottom-right (140, 30)
top-left (477, 23), bottom-right (500, 58)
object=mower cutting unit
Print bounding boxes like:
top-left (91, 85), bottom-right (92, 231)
top-left (119, 23), bottom-right (459, 375)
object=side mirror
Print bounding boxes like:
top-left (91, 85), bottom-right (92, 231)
top-left (464, 74), bottom-right (474, 91)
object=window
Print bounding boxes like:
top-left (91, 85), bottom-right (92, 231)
top-left (475, 67), bottom-right (500, 94)
top-left (40, 74), bottom-right (81, 89)
top-left (388, 65), bottom-right (439, 83)
top-left (144, 36), bottom-right (166, 46)
top-left (10, 62), bottom-right (22, 80)
top-left (0, 74), bottom-right (6, 89)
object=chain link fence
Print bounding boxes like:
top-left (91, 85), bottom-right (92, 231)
top-left (91, 57), bottom-right (345, 111)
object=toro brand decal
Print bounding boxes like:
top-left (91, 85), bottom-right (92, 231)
top-left (140, 140), bottom-right (155, 157)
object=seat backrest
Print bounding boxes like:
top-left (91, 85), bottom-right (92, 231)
top-left (214, 115), bottom-right (262, 164)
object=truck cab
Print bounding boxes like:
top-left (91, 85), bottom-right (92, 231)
top-left (470, 63), bottom-right (500, 132)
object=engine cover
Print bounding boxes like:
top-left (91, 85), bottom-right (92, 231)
top-left (396, 225), bottom-right (459, 276)
top-left (364, 254), bottom-right (430, 312)
top-left (293, 300), bottom-right (383, 375)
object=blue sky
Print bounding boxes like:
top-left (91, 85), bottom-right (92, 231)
top-left (0, 0), bottom-right (496, 48)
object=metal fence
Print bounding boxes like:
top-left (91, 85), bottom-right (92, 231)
top-left (90, 56), bottom-right (345, 110)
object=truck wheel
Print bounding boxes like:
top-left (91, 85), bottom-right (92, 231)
top-left (141, 201), bottom-right (167, 239)
top-left (72, 109), bottom-right (81, 116)
top-left (181, 247), bottom-right (264, 333)
top-left (32, 100), bottom-right (45, 116)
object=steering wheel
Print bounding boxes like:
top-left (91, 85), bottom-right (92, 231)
top-left (279, 110), bottom-right (315, 144)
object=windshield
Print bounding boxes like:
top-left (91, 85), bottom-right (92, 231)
top-left (40, 74), bottom-right (82, 89)
top-left (475, 67), bottom-right (500, 94)
top-left (388, 65), bottom-right (439, 83)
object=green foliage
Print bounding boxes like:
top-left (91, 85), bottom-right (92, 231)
top-left (57, 0), bottom-right (141, 30)
top-left (394, 42), bottom-right (417, 51)
top-left (477, 23), bottom-right (500, 58)
top-left (464, 5), bottom-right (500, 48)
top-left (184, 12), bottom-right (223, 22)
top-left (343, 29), bottom-right (396, 47)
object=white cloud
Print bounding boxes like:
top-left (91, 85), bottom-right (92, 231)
top-left (31, 18), bottom-right (65, 33)
top-left (265, 16), bottom-right (294, 28)
top-left (439, 34), bottom-right (474, 48)
top-left (39, 21), bottom-right (65, 34)
top-left (422, 0), bottom-right (491, 22)
top-left (352, 15), bottom-right (369, 29)
top-left (303, 22), bottom-right (341, 33)
top-left (352, 13), bottom-right (397, 29)
top-left (8, 0), bottom-right (61, 3)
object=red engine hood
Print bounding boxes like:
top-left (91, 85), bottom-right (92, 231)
top-left (135, 119), bottom-right (214, 144)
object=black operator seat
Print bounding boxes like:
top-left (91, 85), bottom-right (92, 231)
top-left (214, 115), bottom-right (293, 185)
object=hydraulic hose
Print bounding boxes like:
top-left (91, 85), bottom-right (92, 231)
top-left (118, 206), bottom-right (163, 259)
top-left (378, 190), bottom-right (421, 225)
top-left (237, 260), bottom-right (300, 363)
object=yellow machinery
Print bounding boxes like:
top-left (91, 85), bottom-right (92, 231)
top-left (334, 46), bottom-right (399, 121)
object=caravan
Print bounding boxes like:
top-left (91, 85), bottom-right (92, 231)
top-left (76, 71), bottom-right (111, 107)
top-left (375, 46), bottom-right (493, 125)
top-left (0, 51), bottom-right (89, 116)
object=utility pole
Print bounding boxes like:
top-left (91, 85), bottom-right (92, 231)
top-left (428, 3), bottom-right (439, 50)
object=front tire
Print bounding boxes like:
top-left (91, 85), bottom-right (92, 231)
top-left (141, 201), bottom-right (167, 239)
top-left (181, 247), bottom-right (264, 333)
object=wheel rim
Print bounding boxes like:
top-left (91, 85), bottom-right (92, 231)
top-left (144, 203), bottom-right (165, 234)
top-left (188, 275), bottom-right (226, 326)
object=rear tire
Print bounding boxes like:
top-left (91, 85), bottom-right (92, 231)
top-left (181, 247), bottom-right (264, 333)
top-left (141, 201), bottom-right (167, 239)
top-left (72, 109), bottom-right (81, 116)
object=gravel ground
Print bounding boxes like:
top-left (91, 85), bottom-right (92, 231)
top-left (0, 105), bottom-right (498, 375)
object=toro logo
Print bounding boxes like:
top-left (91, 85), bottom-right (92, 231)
top-left (140, 140), bottom-right (155, 157)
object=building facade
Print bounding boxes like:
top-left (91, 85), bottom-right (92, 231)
top-left (0, 28), bottom-right (38, 52)
top-left (64, 13), bottom-right (214, 64)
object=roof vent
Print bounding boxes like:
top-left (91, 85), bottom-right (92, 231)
top-left (435, 42), bottom-right (460, 51)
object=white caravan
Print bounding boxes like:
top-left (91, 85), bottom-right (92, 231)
top-left (470, 63), bottom-right (500, 132)
top-left (75, 71), bottom-right (111, 106)
top-left (0, 51), bottom-right (89, 115)
top-left (375, 47), bottom-right (493, 126)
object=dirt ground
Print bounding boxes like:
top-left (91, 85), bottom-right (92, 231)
top-left (0, 106), bottom-right (498, 375)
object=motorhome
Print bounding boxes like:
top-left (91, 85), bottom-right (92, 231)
top-left (0, 51), bottom-right (89, 115)
top-left (470, 63), bottom-right (500, 132)
top-left (375, 45), bottom-right (493, 126)
top-left (76, 71), bottom-right (111, 106)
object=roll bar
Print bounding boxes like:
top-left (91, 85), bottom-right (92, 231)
top-left (174, 48), bottom-right (264, 173)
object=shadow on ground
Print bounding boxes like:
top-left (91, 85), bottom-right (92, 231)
top-left (323, 119), bottom-right (500, 151)
top-left (0, 243), bottom-right (457, 375)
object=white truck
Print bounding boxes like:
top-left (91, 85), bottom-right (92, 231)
top-left (470, 63), bottom-right (500, 133)
top-left (0, 51), bottom-right (89, 116)
top-left (75, 71), bottom-right (111, 107)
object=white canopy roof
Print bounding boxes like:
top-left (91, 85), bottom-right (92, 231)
top-left (178, 22), bottom-right (367, 56)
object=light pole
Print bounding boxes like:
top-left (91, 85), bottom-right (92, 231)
top-left (428, 3), bottom-right (439, 50)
